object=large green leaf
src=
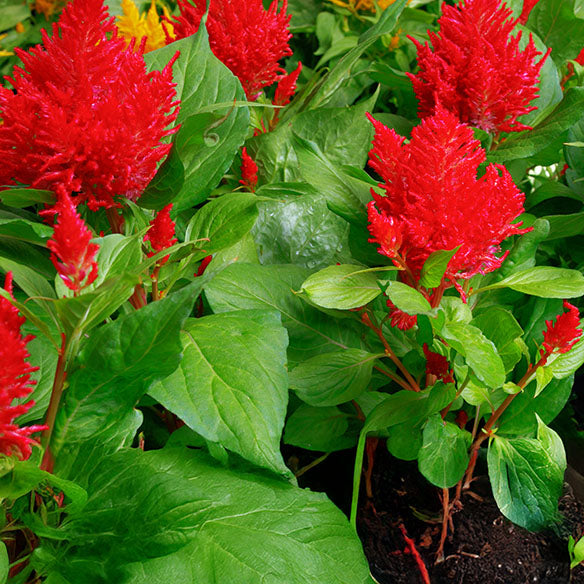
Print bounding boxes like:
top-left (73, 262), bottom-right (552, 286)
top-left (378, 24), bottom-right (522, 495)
top-left (477, 266), bottom-right (584, 298)
top-left (0, 0), bottom-right (31, 29)
top-left (418, 414), bottom-right (471, 489)
top-left (40, 448), bottom-right (373, 584)
top-left (0, 218), bottom-right (53, 246)
top-left (488, 418), bottom-right (566, 530)
top-left (149, 310), bottom-right (289, 475)
top-left (0, 188), bottom-right (55, 209)
top-left (440, 323), bottom-right (506, 388)
top-left (289, 349), bottom-right (379, 406)
top-left (527, 0), bottom-right (584, 65)
top-left (185, 192), bottom-right (258, 257)
top-left (284, 404), bottom-right (358, 451)
top-left (253, 184), bottom-right (350, 269)
top-left (301, 264), bottom-right (381, 310)
top-left (51, 282), bottom-right (199, 460)
top-left (145, 26), bottom-right (249, 210)
top-left (204, 263), bottom-right (365, 364)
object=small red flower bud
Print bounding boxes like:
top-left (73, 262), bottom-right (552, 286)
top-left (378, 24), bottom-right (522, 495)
top-left (240, 147), bottom-right (259, 192)
top-left (47, 195), bottom-right (100, 293)
top-left (423, 343), bottom-right (455, 384)
top-left (274, 62), bottom-right (302, 107)
top-left (541, 301), bottom-right (582, 359)
top-left (144, 204), bottom-right (178, 265)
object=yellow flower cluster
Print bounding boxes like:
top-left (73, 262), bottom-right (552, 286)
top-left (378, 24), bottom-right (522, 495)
top-left (327, 0), bottom-right (397, 12)
top-left (116, 0), bottom-right (175, 53)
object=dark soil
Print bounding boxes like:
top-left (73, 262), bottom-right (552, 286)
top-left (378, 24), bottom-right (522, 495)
top-left (287, 444), bottom-right (584, 584)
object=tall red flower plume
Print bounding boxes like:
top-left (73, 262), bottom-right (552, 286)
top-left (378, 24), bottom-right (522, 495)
top-left (541, 301), bottom-right (582, 359)
top-left (240, 147), bottom-right (259, 192)
top-left (144, 203), bottom-right (178, 265)
top-left (408, 0), bottom-right (549, 135)
top-left (169, 0), bottom-right (292, 99)
top-left (366, 107), bottom-right (527, 286)
top-left (47, 195), bottom-right (100, 293)
top-left (0, 273), bottom-right (46, 460)
top-left (0, 0), bottom-right (180, 210)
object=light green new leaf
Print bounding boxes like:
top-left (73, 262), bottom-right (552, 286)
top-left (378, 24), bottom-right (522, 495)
top-left (382, 281), bottom-right (432, 315)
top-left (301, 264), bottom-right (381, 310)
top-left (419, 246), bottom-right (460, 290)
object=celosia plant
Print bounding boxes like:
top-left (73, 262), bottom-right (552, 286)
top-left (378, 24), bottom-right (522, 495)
top-left (366, 107), bottom-right (526, 288)
top-left (0, 0), bottom-right (179, 210)
top-left (169, 0), bottom-right (292, 98)
top-left (408, 0), bottom-right (549, 134)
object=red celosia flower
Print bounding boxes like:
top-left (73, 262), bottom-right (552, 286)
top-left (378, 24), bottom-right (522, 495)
top-left (423, 343), bottom-right (455, 384)
top-left (0, 0), bottom-right (179, 210)
top-left (240, 147), bottom-right (259, 192)
top-left (0, 273), bottom-right (46, 460)
top-left (47, 195), bottom-right (100, 293)
top-left (367, 107), bottom-right (527, 286)
top-left (541, 301), bottom-right (582, 359)
top-left (408, 0), bottom-right (550, 135)
top-left (169, 0), bottom-right (292, 99)
top-left (144, 204), bottom-right (178, 265)
top-left (518, 0), bottom-right (539, 24)
top-left (388, 305), bottom-right (418, 331)
top-left (274, 62), bottom-right (302, 107)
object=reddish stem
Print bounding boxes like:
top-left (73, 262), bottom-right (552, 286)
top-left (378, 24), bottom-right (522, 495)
top-left (399, 523), bottom-right (431, 584)
top-left (436, 487), bottom-right (450, 563)
top-left (364, 437), bottom-right (379, 499)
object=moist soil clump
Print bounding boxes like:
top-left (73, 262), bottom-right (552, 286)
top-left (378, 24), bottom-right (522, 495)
top-left (288, 444), bottom-right (584, 584)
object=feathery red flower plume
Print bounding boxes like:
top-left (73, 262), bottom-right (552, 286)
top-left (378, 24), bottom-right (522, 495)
top-left (169, 0), bottom-right (292, 99)
top-left (423, 344), bottom-right (455, 384)
top-left (0, 0), bottom-right (180, 210)
top-left (47, 196), bottom-right (100, 293)
top-left (541, 301), bottom-right (582, 359)
top-left (367, 107), bottom-right (527, 286)
top-left (144, 204), bottom-right (177, 265)
top-left (274, 62), bottom-right (302, 107)
top-left (240, 148), bottom-right (259, 192)
top-left (408, 0), bottom-right (549, 134)
top-left (0, 273), bottom-right (46, 460)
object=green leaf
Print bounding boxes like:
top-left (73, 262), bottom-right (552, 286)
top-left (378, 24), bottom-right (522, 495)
top-left (301, 264), bottom-right (381, 310)
top-left (289, 349), bottom-right (379, 406)
top-left (149, 310), bottom-right (290, 475)
top-left (382, 281), bottom-right (432, 315)
top-left (0, 188), bottom-right (55, 209)
top-left (527, 0), bottom-right (584, 65)
top-left (145, 26), bottom-right (249, 210)
top-left (570, 536), bottom-right (584, 568)
top-left (305, 0), bottom-right (407, 109)
top-left (205, 263), bottom-right (366, 364)
top-left (138, 147), bottom-right (184, 211)
top-left (45, 448), bottom-right (373, 584)
top-left (487, 419), bottom-right (566, 530)
top-left (548, 329), bottom-right (584, 379)
top-left (0, 0), bottom-right (31, 29)
top-left (185, 192), bottom-right (258, 256)
top-left (51, 282), bottom-right (199, 459)
top-left (253, 185), bottom-right (350, 269)
top-left (0, 541), bottom-right (7, 584)
top-left (488, 88), bottom-right (584, 163)
top-left (418, 414), bottom-right (471, 488)
top-left (419, 246), bottom-right (460, 289)
top-left (477, 266), bottom-right (584, 298)
top-left (441, 323), bottom-right (506, 388)
top-left (284, 404), bottom-right (358, 451)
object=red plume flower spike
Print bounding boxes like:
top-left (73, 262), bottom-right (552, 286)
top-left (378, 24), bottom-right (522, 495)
top-left (366, 107), bottom-right (527, 286)
top-left (541, 301), bottom-right (582, 360)
top-left (423, 344), bottom-right (455, 384)
top-left (240, 148), bottom-right (259, 192)
top-left (170, 0), bottom-right (292, 99)
top-left (408, 0), bottom-right (550, 135)
top-left (0, 0), bottom-right (180, 210)
top-left (274, 62), bottom-right (302, 107)
top-left (0, 273), bottom-right (47, 460)
top-left (144, 204), bottom-right (178, 266)
top-left (47, 196), bottom-right (100, 293)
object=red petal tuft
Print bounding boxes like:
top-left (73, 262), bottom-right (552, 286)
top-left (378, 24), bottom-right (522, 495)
top-left (0, 0), bottom-right (180, 210)
top-left (423, 344), bottom-right (455, 384)
top-left (408, 0), bottom-right (549, 135)
top-left (144, 203), bottom-right (178, 265)
top-left (542, 301), bottom-right (583, 358)
top-left (239, 147), bottom-right (259, 192)
top-left (170, 0), bottom-right (292, 99)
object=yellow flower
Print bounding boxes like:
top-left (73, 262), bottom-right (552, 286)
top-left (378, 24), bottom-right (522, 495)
top-left (0, 33), bottom-right (13, 57)
top-left (15, 22), bottom-right (25, 33)
top-left (116, 0), bottom-right (175, 53)
top-left (327, 0), bottom-right (397, 12)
